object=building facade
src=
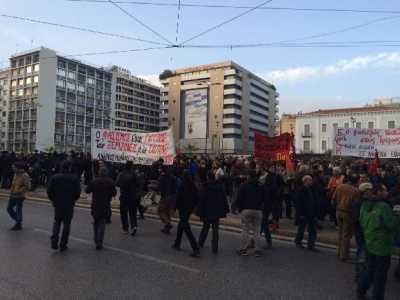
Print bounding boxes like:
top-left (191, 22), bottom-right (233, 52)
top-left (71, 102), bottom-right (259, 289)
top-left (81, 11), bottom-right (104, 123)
top-left (110, 66), bottom-right (160, 133)
top-left (6, 47), bottom-right (113, 153)
top-left (295, 105), bottom-right (400, 154)
top-left (0, 69), bottom-right (9, 151)
top-left (160, 61), bottom-right (279, 154)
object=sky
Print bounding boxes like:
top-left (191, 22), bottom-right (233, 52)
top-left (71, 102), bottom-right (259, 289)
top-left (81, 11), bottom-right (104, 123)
top-left (0, 0), bottom-right (400, 114)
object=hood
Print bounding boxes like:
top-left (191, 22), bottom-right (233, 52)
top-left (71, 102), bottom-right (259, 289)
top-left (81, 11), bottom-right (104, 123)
top-left (362, 195), bottom-right (383, 212)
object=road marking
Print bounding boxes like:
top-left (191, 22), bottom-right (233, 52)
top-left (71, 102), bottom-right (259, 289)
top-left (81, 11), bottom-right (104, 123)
top-left (34, 228), bottom-right (201, 274)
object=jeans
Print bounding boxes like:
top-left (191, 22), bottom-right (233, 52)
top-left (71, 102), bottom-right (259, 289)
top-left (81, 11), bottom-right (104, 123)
top-left (358, 252), bottom-right (391, 300)
top-left (199, 220), bottom-right (219, 252)
top-left (241, 209), bottom-right (263, 251)
top-left (261, 210), bottom-right (272, 245)
top-left (355, 246), bottom-right (367, 281)
top-left (93, 217), bottom-right (106, 247)
top-left (295, 217), bottom-right (317, 247)
top-left (7, 197), bottom-right (24, 225)
top-left (51, 207), bottom-right (74, 247)
top-left (336, 210), bottom-right (353, 260)
top-left (120, 199), bottom-right (138, 231)
top-left (174, 211), bottom-right (199, 251)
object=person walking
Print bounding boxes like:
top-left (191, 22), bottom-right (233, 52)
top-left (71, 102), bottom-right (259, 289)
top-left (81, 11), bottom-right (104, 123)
top-left (332, 174), bottom-right (360, 261)
top-left (196, 172), bottom-right (229, 254)
top-left (7, 162), bottom-right (31, 230)
top-left (172, 171), bottom-right (200, 257)
top-left (236, 170), bottom-right (265, 257)
top-left (47, 161), bottom-right (81, 251)
top-left (357, 184), bottom-right (400, 300)
top-left (352, 182), bottom-right (373, 281)
top-left (116, 161), bottom-right (139, 236)
top-left (158, 167), bottom-right (178, 234)
top-left (86, 168), bottom-right (117, 250)
top-left (294, 175), bottom-right (319, 251)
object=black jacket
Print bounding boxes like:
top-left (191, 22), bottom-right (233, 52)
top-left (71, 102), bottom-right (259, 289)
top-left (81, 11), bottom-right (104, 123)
top-left (176, 182), bottom-right (199, 215)
top-left (116, 170), bottom-right (138, 204)
top-left (295, 186), bottom-right (319, 220)
top-left (47, 173), bottom-right (81, 210)
top-left (196, 181), bottom-right (229, 222)
top-left (236, 179), bottom-right (265, 212)
top-left (86, 177), bottom-right (117, 219)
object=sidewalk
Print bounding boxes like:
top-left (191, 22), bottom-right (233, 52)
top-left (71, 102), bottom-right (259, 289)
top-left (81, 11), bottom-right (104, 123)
top-left (0, 187), bottom-right (344, 247)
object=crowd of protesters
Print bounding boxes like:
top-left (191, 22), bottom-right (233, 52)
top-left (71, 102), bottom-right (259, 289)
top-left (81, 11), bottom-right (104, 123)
top-left (1, 150), bottom-right (400, 300)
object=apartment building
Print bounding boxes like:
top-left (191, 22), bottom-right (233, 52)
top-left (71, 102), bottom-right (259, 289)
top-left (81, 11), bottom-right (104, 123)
top-left (6, 47), bottom-right (112, 152)
top-left (160, 61), bottom-right (279, 154)
top-left (0, 69), bottom-right (9, 151)
top-left (295, 104), bottom-right (400, 154)
top-left (110, 66), bottom-right (160, 133)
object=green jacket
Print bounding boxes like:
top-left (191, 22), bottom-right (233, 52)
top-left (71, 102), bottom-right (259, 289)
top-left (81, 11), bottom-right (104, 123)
top-left (360, 199), bottom-right (400, 256)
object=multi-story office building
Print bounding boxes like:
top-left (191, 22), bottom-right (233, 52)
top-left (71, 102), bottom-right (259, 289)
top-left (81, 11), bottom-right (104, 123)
top-left (110, 66), bottom-right (160, 133)
top-left (6, 47), bottom-right (113, 152)
top-left (295, 104), bottom-right (400, 154)
top-left (0, 68), bottom-right (9, 151)
top-left (160, 61), bottom-right (279, 154)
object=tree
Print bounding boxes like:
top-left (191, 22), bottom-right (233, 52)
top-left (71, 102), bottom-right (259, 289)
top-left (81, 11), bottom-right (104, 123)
top-left (182, 143), bottom-right (199, 154)
top-left (159, 69), bottom-right (174, 80)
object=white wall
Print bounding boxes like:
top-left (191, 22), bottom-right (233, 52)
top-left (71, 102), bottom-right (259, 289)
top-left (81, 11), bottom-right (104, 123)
top-left (36, 48), bottom-right (57, 151)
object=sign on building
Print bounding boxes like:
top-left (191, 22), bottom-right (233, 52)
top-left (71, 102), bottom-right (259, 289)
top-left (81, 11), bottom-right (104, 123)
top-left (182, 89), bottom-right (208, 139)
top-left (91, 129), bottom-right (176, 164)
top-left (334, 128), bottom-right (400, 158)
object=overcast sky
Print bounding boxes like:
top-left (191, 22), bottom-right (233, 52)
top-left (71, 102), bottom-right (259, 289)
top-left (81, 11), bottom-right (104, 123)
top-left (1, 0), bottom-right (399, 114)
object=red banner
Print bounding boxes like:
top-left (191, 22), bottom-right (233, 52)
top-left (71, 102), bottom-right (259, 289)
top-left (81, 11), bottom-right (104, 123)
top-left (254, 132), bottom-right (295, 161)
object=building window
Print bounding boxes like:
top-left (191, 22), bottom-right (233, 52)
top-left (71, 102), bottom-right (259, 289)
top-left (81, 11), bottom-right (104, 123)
top-left (322, 140), bottom-right (327, 152)
top-left (344, 122), bottom-right (349, 129)
top-left (321, 124), bottom-right (327, 133)
top-left (388, 121), bottom-right (395, 129)
top-left (26, 66), bottom-right (32, 74)
top-left (25, 77), bottom-right (32, 85)
top-left (18, 79), bottom-right (24, 86)
top-left (332, 123), bottom-right (338, 133)
top-left (33, 64), bottom-right (40, 72)
top-left (303, 140), bottom-right (311, 152)
top-left (304, 124), bottom-right (310, 136)
top-left (368, 122), bottom-right (374, 129)
top-left (33, 75), bottom-right (39, 84)
top-left (356, 122), bottom-right (362, 129)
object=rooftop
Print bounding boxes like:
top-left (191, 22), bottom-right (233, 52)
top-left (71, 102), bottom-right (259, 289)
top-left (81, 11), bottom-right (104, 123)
top-left (299, 105), bottom-right (400, 117)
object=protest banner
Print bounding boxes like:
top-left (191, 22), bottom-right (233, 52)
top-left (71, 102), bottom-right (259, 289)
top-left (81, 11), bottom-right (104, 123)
top-left (254, 132), bottom-right (295, 161)
top-left (334, 128), bottom-right (400, 159)
top-left (91, 128), bottom-right (176, 164)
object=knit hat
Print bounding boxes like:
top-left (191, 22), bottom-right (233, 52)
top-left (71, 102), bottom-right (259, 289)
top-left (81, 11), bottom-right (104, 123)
top-left (359, 182), bottom-right (373, 193)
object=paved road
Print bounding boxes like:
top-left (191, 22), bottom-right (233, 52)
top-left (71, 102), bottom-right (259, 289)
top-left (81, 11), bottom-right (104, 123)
top-left (0, 197), bottom-right (398, 300)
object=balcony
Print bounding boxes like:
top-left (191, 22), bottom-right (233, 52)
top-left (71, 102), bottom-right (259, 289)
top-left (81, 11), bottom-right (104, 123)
top-left (302, 132), bottom-right (313, 138)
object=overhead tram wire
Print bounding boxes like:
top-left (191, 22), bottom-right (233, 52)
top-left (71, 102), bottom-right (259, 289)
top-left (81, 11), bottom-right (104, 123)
top-left (107, 0), bottom-right (173, 45)
top-left (65, 0), bottom-right (400, 15)
top-left (180, 0), bottom-right (274, 45)
top-left (175, 0), bottom-right (182, 44)
top-left (182, 15), bottom-right (400, 49)
top-left (0, 14), bottom-right (168, 46)
top-left (1, 46), bottom-right (173, 67)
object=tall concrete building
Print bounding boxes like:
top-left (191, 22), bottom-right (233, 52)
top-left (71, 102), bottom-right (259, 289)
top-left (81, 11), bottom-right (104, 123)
top-left (3, 47), bottom-right (162, 153)
top-left (0, 68), bottom-right (9, 151)
top-left (160, 61), bottom-right (279, 154)
top-left (110, 66), bottom-right (160, 133)
top-left (6, 47), bottom-right (113, 153)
